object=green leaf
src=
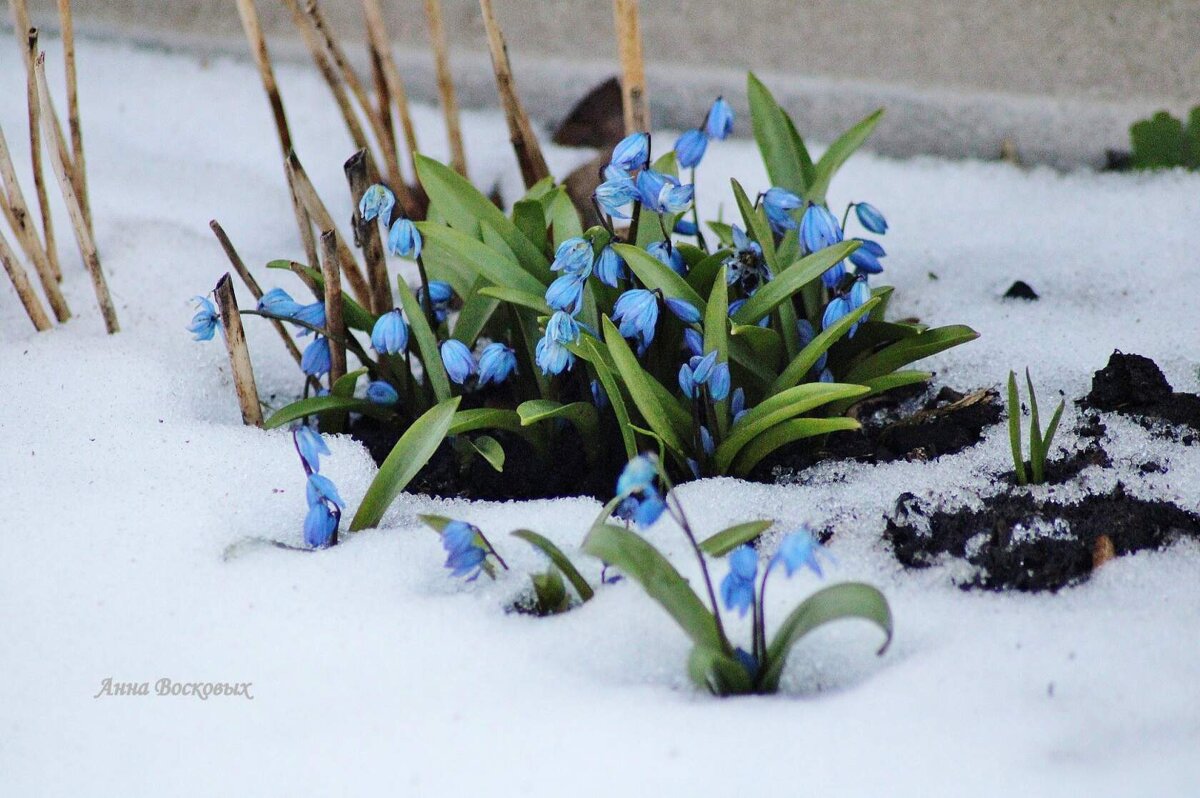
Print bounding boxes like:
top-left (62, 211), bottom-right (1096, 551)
top-left (842, 324), bottom-right (979, 384)
top-left (529, 567), bottom-right (570, 614)
top-left (771, 297), bottom-right (880, 393)
top-left (517, 400), bottom-right (599, 443)
top-left (416, 222), bottom-right (548, 296)
top-left (331, 367), bottom-right (367, 398)
top-left (731, 324), bottom-right (783, 372)
top-left (467, 434), bottom-right (505, 472)
top-left (714, 383), bottom-right (869, 472)
top-left (731, 178), bottom-right (779, 271)
top-left (1007, 371), bottom-right (1027, 486)
top-left (730, 241), bottom-right (859, 325)
top-left (396, 275), bottom-right (452, 402)
top-left (747, 72), bottom-right (811, 195)
top-left (266, 260), bottom-right (376, 332)
top-left (449, 408), bottom-right (525, 435)
top-left (822, 370), bottom-right (932, 417)
top-left (704, 269), bottom-right (731, 436)
top-left (730, 417), bottom-right (861, 476)
top-left (602, 317), bottom-right (690, 458)
top-left (698, 520), bottom-right (773, 557)
top-left (511, 529), bottom-right (595, 601)
top-left (350, 396), bottom-right (461, 531)
top-left (581, 523), bottom-right (723, 650)
top-left (452, 277), bottom-right (501, 345)
top-left (585, 339), bottom-right (638, 460)
top-left (808, 109), bottom-right (884, 204)
top-left (760, 582), bottom-right (893, 692)
top-left (686, 248), bottom-right (732, 298)
top-left (543, 187), bottom-right (584, 249)
top-left (706, 221), bottom-right (734, 247)
top-left (263, 395), bottom-right (394, 429)
top-left (513, 199), bottom-right (547, 255)
top-left (477, 285), bottom-right (551, 315)
top-left (613, 243), bottom-right (706, 310)
top-left (1130, 110), bottom-right (1186, 170)
top-left (688, 645), bottom-right (755, 696)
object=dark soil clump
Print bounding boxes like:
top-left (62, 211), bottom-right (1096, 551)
top-left (1081, 351), bottom-right (1200, 441)
top-left (886, 485), bottom-right (1200, 592)
top-left (1003, 280), bottom-right (1039, 300)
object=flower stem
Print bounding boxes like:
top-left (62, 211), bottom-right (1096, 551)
top-left (661, 477), bottom-right (732, 654)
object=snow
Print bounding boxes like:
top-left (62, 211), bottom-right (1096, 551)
top-left (3, 37), bottom-right (1200, 797)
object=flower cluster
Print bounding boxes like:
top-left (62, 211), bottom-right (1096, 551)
top-left (294, 426), bottom-right (343, 548)
top-left (672, 96), bottom-right (735, 169)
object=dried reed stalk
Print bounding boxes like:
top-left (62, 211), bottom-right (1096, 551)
top-left (425, 0), bottom-right (468, 176)
top-left (213, 273), bottom-right (265, 427)
top-left (0, 227), bottom-right (52, 331)
top-left (362, 0), bottom-right (420, 184)
top-left (368, 33), bottom-right (401, 189)
top-left (0, 124), bottom-right (70, 321)
top-left (612, 0), bottom-right (649, 133)
top-left (478, 0), bottom-right (549, 188)
top-left (234, 0), bottom-right (322, 271)
top-left (55, 0), bottom-right (90, 230)
top-left (344, 149), bottom-right (390, 314)
top-left (319, 230), bottom-right (347, 387)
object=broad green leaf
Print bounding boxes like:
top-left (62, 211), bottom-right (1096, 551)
top-left (331, 367), bottom-right (367, 398)
top-left (602, 317), bottom-right (690, 458)
top-left (688, 645), bottom-right (755, 696)
top-left (530, 566), bottom-right (570, 614)
top-left (823, 370), bottom-right (932, 417)
top-left (543, 187), bottom-right (584, 249)
top-left (731, 324), bottom-right (783, 372)
top-left (1026, 369), bottom-right (1044, 481)
top-left (452, 277), bottom-right (501, 344)
top-left (520, 176), bottom-right (555, 202)
top-left (266, 260), bottom-right (376, 332)
top-left (782, 113), bottom-right (817, 187)
top-left (613, 243), bottom-right (706, 310)
top-left (477, 285), bottom-right (551, 315)
top-left (686, 248), bottom-right (732, 298)
top-left (416, 222), bottom-right (548, 296)
top-left (581, 523), bottom-right (723, 650)
top-left (396, 275), bottom-right (451, 402)
top-left (771, 297), bottom-right (880, 393)
top-left (747, 72), bottom-right (811, 195)
top-left (870, 285), bottom-right (894, 320)
top-left (714, 382), bottom-right (869, 472)
top-left (517, 400), bottom-right (599, 444)
top-left (585, 339), bottom-right (637, 460)
top-left (730, 241), bottom-right (859, 326)
top-left (706, 221), bottom-right (734, 247)
top-left (730, 417), bottom-right (861, 476)
top-left (449, 408), bottom-right (525, 435)
top-left (513, 199), bottom-right (547, 255)
top-left (418, 513), bottom-right (453, 533)
top-left (727, 335), bottom-right (780, 391)
top-left (350, 397), bottom-right (461, 530)
top-left (704, 270), bottom-right (731, 436)
top-left (731, 179), bottom-right (778, 272)
top-left (467, 434), bottom-right (505, 472)
top-left (842, 325), bottom-right (979, 384)
top-left (511, 529), bottom-right (595, 601)
top-left (698, 520), bottom-right (773, 557)
top-left (808, 109), bottom-right (884, 204)
top-left (263, 395), bottom-right (394, 429)
top-left (760, 582), bottom-right (893, 692)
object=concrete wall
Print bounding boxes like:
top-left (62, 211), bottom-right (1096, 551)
top-left (17, 0), bottom-right (1200, 168)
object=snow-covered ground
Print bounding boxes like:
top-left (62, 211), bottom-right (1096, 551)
top-left (3, 37), bottom-right (1199, 797)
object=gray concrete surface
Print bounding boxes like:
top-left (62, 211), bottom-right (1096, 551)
top-left (16, 0), bottom-right (1200, 168)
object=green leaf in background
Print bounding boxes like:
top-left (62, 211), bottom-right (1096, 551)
top-left (517, 400), bottom-right (600, 444)
top-left (449, 408), bottom-right (525, 436)
top-left (730, 417), bottom-right (861, 476)
top-left (350, 396), bottom-right (461, 531)
top-left (730, 241), bottom-right (859, 326)
top-left (842, 324), bottom-right (979, 384)
top-left (688, 645), bottom-right (755, 696)
top-left (686, 248), bottom-right (732, 299)
top-left (513, 199), bottom-right (547, 255)
top-left (263, 395), bottom-right (395, 430)
top-left (466, 434), bottom-right (505, 472)
top-left (1129, 108), bottom-right (1200, 171)
top-left (698, 520), bottom-right (774, 557)
top-left (747, 72), bottom-right (812, 196)
top-left (476, 285), bottom-right (551, 315)
top-left (807, 109), bottom-right (885, 204)
top-left (511, 529), bottom-right (595, 601)
top-left (759, 582), bottom-right (893, 692)
top-left (529, 566), bottom-right (571, 615)
top-left (1007, 371), bottom-right (1027, 486)
top-left (452, 277), bottom-right (501, 345)
top-left (542, 187), bottom-right (584, 249)
top-left (417, 222), bottom-right (549, 296)
top-left (602, 317), bottom-right (690, 458)
top-left (331, 367), bottom-right (368, 398)
top-left (396, 275), bottom-right (452, 403)
top-left (614, 243), bottom-right (707, 311)
top-left (581, 523), bottom-right (724, 651)
top-left (771, 297), bottom-right (880, 393)
top-left (704, 269), bottom-right (731, 436)
top-left (266, 260), bottom-right (376, 332)
top-left (584, 339), bottom-right (638, 460)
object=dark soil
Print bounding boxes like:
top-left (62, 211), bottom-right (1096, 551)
top-left (887, 484), bottom-right (1200, 592)
top-left (1003, 280), bottom-right (1039, 300)
top-left (751, 384), bottom-right (1005, 482)
top-left (1080, 351), bottom-right (1200, 443)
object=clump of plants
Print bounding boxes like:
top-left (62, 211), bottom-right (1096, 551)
top-left (1128, 107), bottom-right (1200, 171)
top-left (1006, 369), bottom-right (1065, 485)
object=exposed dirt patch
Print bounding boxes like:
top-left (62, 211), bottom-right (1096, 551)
top-left (1080, 351), bottom-right (1200, 442)
top-left (886, 484), bottom-right (1200, 592)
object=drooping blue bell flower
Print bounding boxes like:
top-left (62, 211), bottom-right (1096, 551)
top-left (439, 339), bottom-right (476, 384)
top-left (848, 238), bottom-right (886, 274)
top-left (293, 425), bottom-right (329, 473)
top-left (615, 455), bottom-right (667, 528)
top-left (855, 202), bottom-right (888, 235)
top-left (690, 350), bottom-right (718, 384)
top-left (683, 328), bottom-right (704, 357)
top-left (427, 281), bottom-right (454, 304)
top-left (591, 379), bottom-right (609, 409)
top-left (304, 501), bottom-right (338, 548)
top-left (306, 472), bottom-right (346, 509)
top-left (477, 342), bottom-right (517, 386)
top-left (678, 361), bottom-right (696, 398)
top-left (387, 217), bottom-right (422, 259)
top-left (763, 187), bottom-right (802, 233)
top-left (545, 271), bottom-right (588, 315)
top-left (720, 545), bottom-right (758, 617)
top-left (366, 380), bottom-right (399, 405)
top-left (659, 183), bottom-right (695, 214)
top-left (610, 132), bottom-right (650, 171)
top-left (371, 308), bottom-right (409, 354)
top-left (708, 362), bottom-right (730, 401)
top-left (535, 334), bottom-right (575, 375)
top-left (187, 296), bottom-right (220, 341)
top-left (796, 319), bottom-right (828, 373)
top-left (595, 245), bottom-right (626, 287)
top-left (665, 297), bottom-right (701, 324)
top-left (699, 425), bottom-right (715, 457)
top-left (301, 336), bottom-right (332, 376)
top-left (673, 128), bottom-right (708, 169)
top-left (673, 219), bottom-right (698, 236)
top-left (358, 183), bottom-right (396, 224)
top-left (731, 387), bottom-right (748, 424)
top-left (293, 301), bottom-right (326, 335)
top-left (646, 240), bottom-right (686, 276)
top-left (616, 454), bottom-right (658, 496)
top-left (613, 289), bottom-right (659, 352)
top-left (441, 520), bottom-right (488, 580)
top-left (705, 96), bottom-right (735, 140)
top-left (772, 529), bottom-right (829, 577)
top-left (822, 295), bottom-right (851, 331)
top-left (595, 167), bottom-right (639, 219)
top-left (545, 310), bottom-right (581, 344)
top-left (819, 367), bottom-right (834, 383)
top-left (257, 287), bottom-right (303, 319)
top-left (550, 237), bottom-right (594, 274)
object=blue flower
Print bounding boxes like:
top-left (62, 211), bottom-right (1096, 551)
top-left (847, 278), bottom-right (872, 336)
top-left (796, 319), bottom-right (828, 372)
top-left (187, 296), bottom-right (220, 341)
top-left (678, 361), bottom-right (696, 398)
top-left (822, 295), bottom-right (851, 331)
top-left (763, 187), bottom-right (802, 233)
top-left (635, 169), bottom-right (670, 209)
top-left (551, 237), bottom-right (594, 274)
top-left (705, 96), bottom-right (735, 140)
top-left (304, 502), bottom-right (338, 548)
top-left (293, 301), bottom-right (326, 335)
top-left (366, 380), bottom-right (399, 405)
top-left (800, 203), bottom-right (844, 254)
top-left (595, 168), bottom-right (639, 219)
top-left (257, 287), bottom-right (303, 318)
top-left (442, 520), bottom-right (487, 580)
top-left (427, 281), bottom-right (454, 304)
top-left (545, 271), bottom-right (587, 315)
top-left (665, 297), bottom-right (701, 324)
top-left (613, 289), bottom-right (659, 352)
top-left (358, 184), bottom-right (396, 223)
top-left (477, 342), bottom-right (517, 386)
top-left (731, 387), bottom-right (749, 424)
top-left (535, 334), bottom-right (575, 375)
top-left (699, 425), bottom-right (715, 456)
top-left (673, 219), bottom-right (698, 236)
top-left (440, 339), bottom-right (476, 384)
top-left (306, 472), bottom-right (345, 509)
top-left (371, 309), bottom-right (409, 354)
top-left (546, 310), bottom-right (581, 344)
top-left (660, 183), bottom-right (695, 214)
top-left (731, 224), bottom-right (762, 258)
top-left (674, 128), bottom-right (708, 169)
top-left (591, 379), bottom-right (609, 409)
top-left (646, 240), bottom-right (686, 275)
top-left (708, 362), bottom-right (730, 401)
top-left (387, 218), bottom-right (422, 259)
top-left (855, 202), bottom-right (888, 234)
top-left (683, 328), bottom-right (704, 357)
top-left (610, 132), bottom-right (650, 170)
top-left (616, 492), bottom-right (667, 527)
top-left (301, 336), bottom-right (332, 376)
top-left (595, 245), bottom-right (626, 287)
top-left (772, 529), bottom-right (828, 577)
top-left (690, 350), bottom-right (718, 384)
top-left (293, 425), bottom-right (329, 473)
top-left (848, 238), bottom-right (885, 274)
top-left (615, 456), bottom-right (667, 527)
top-left (720, 545), bottom-right (758, 617)
top-left (819, 367), bottom-right (834, 383)
top-left (617, 455), bottom-right (658, 496)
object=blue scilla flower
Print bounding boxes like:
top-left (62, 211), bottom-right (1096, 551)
top-left (635, 168), bottom-right (669, 208)
top-left (545, 271), bottom-right (587, 315)
top-left (855, 202), bottom-right (888, 235)
top-left (731, 387), bottom-right (749, 424)
top-left (358, 183), bottom-right (395, 224)
top-left (731, 224), bottom-right (762, 259)
top-left (763, 187), bottom-right (802, 233)
top-left (294, 425), bottom-right (329, 473)
top-left (595, 245), bottom-right (626, 287)
top-left (442, 520), bottom-right (488, 580)
top-left (800, 203), bottom-right (843, 254)
top-left (546, 310), bottom-right (581, 344)
top-left (611, 132), bottom-right (650, 171)
top-left (595, 168), bottom-right (639, 219)
top-left (304, 502), bottom-right (338, 548)
top-left (708, 362), bottom-right (730, 401)
top-left (366, 380), bottom-right (399, 405)
top-left (674, 128), bottom-right (708, 169)
top-left (371, 309), bottom-right (409, 354)
top-left (615, 455), bottom-right (667, 527)
top-left (705, 96), bottom-right (735, 140)
top-left (535, 334), bottom-right (574, 375)
top-left (690, 350), bottom-right (718, 384)
top-left (796, 319), bottom-right (828, 373)
top-left (819, 367), bottom-right (834, 383)
top-left (293, 301), bottom-right (326, 336)
top-left (772, 529), bottom-right (829, 577)
top-left (387, 218), bottom-right (422, 259)
top-left (720, 545), bottom-right (758, 617)
top-left (257, 287), bottom-right (303, 318)
top-left (848, 238), bottom-right (886, 274)
top-left (647, 240), bottom-right (686, 276)
top-left (477, 342), bottom-right (517, 386)
top-left (847, 278), bottom-right (872, 336)
top-left (591, 379), bottom-right (609, 409)
top-left (822, 294), bottom-right (851, 331)
top-left (673, 219), bottom-right (698, 236)
top-left (187, 296), bottom-right (220, 341)
top-left (683, 328), bottom-right (704, 357)
top-left (660, 183), bottom-right (695, 214)
top-left (665, 297), bottom-right (701, 324)
top-left (551, 237), bottom-right (594, 274)
top-left (617, 454), bottom-right (657, 496)
top-left (306, 472), bottom-right (345, 510)
top-left (301, 336), bottom-right (332, 376)
top-left (440, 339), bottom-right (476, 384)
top-left (613, 289), bottom-right (659, 352)
top-left (699, 425), bottom-right (715, 457)
top-left (417, 281), bottom-right (453, 324)
top-left (678, 361), bottom-right (696, 398)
